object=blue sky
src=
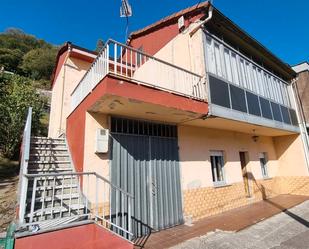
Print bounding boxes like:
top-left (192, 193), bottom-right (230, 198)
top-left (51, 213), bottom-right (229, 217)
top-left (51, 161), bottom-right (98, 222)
top-left (1, 0), bottom-right (308, 65)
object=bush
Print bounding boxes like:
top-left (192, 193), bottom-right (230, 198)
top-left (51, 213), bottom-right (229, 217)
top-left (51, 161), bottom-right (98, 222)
top-left (0, 73), bottom-right (46, 159)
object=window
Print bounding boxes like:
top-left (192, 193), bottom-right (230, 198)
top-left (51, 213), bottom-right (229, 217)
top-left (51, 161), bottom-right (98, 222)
top-left (214, 42), bottom-right (223, 77)
top-left (224, 48), bottom-right (233, 82)
top-left (210, 151), bottom-right (226, 185)
top-left (231, 52), bottom-right (240, 85)
top-left (259, 152), bottom-right (268, 178)
top-left (206, 36), bottom-right (216, 74)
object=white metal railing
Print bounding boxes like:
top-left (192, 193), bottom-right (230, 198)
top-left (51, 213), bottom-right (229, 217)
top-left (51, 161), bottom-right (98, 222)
top-left (22, 171), bottom-right (134, 240)
top-left (71, 39), bottom-right (205, 111)
top-left (17, 107), bottom-right (32, 225)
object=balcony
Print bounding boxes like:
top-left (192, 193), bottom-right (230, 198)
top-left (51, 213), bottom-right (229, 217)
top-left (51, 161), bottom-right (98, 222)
top-left (71, 39), bottom-right (206, 112)
top-left (203, 32), bottom-right (299, 133)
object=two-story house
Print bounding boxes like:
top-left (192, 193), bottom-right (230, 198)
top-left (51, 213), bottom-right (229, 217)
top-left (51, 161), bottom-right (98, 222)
top-left (16, 2), bottom-right (309, 246)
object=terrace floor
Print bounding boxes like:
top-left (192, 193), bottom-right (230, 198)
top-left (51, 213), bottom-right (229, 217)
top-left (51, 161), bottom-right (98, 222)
top-left (137, 194), bottom-right (309, 249)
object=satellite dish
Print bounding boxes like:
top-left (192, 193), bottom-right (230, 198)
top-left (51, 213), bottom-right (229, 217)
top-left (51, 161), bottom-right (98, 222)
top-left (120, 0), bottom-right (132, 17)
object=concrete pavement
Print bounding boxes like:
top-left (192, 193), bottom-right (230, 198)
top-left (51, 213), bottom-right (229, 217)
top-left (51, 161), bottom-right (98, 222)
top-left (172, 200), bottom-right (309, 249)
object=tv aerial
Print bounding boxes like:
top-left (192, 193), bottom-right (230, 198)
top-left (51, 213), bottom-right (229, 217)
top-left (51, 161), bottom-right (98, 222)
top-left (120, 0), bottom-right (132, 41)
top-left (120, 0), bottom-right (132, 17)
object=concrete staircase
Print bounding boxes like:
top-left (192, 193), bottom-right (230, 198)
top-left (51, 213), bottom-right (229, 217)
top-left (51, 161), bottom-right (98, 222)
top-left (24, 137), bottom-right (86, 229)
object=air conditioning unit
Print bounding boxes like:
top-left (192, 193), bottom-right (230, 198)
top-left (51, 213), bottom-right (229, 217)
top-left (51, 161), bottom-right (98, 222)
top-left (95, 128), bottom-right (109, 153)
top-left (178, 16), bottom-right (185, 31)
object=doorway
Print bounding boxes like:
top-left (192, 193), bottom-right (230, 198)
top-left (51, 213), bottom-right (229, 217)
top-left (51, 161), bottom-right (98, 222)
top-left (239, 152), bottom-right (251, 197)
top-left (110, 117), bottom-right (183, 237)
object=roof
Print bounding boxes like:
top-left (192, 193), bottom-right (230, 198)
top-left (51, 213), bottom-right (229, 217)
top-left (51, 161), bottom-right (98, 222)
top-left (50, 42), bottom-right (97, 87)
top-left (128, 1), bottom-right (210, 40)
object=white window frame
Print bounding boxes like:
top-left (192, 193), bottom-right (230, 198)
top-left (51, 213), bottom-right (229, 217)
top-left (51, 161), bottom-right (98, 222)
top-left (259, 152), bottom-right (269, 178)
top-left (210, 150), bottom-right (226, 186)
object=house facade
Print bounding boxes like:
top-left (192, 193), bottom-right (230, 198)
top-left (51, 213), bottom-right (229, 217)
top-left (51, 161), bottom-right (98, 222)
top-left (48, 1), bottom-right (309, 236)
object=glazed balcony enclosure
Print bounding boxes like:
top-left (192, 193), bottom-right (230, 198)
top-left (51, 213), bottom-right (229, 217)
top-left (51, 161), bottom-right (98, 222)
top-left (204, 32), bottom-right (299, 133)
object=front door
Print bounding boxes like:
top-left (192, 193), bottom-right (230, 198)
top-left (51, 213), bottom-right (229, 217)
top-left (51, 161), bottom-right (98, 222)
top-left (110, 117), bottom-right (183, 238)
top-left (239, 152), bottom-right (251, 197)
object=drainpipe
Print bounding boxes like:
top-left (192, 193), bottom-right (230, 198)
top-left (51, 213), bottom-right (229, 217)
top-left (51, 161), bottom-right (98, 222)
top-left (291, 79), bottom-right (309, 174)
top-left (58, 45), bottom-right (72, 136)
top-left (189, 4), bottom-right (213, 37)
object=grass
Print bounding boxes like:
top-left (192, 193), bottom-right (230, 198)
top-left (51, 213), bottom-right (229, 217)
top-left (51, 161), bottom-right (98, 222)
top-left (0, 157), bottom-right (19, 178)
top-left (0, 157), bottom-right (19, 233)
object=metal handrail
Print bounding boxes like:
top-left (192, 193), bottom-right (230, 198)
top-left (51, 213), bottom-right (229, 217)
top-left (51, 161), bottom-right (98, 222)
top-left (71, 39), bottom-right (202, 96)
top-left (109, 39), bottom-right (202, 77)
top-left (24, 172), bottom-right (134, 198)
top-left (22, 170), bottom-right (134, 240)
top-left (70, 39), bottom-right (205, 111)
top-left (17, 107), bottom-right (32, 225)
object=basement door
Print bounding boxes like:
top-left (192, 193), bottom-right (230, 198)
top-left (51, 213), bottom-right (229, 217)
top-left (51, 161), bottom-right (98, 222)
top-left (110, 117), bottom-right (183, 237)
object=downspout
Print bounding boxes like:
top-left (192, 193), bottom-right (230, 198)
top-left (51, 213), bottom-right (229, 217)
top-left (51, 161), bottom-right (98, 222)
top-left (189, 4), bottom-right (213, 37)
top-left (58, 46), bottom-right (72, 137)
top-left (188, 3), bottom-right (213, 103)
top-left (291, 79), bottom-right (309, 173)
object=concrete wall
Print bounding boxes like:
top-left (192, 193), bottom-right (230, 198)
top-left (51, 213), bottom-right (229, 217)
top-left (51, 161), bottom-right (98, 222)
top-left (273, 134), bottom-right (309, 176)
top-left (48, 57), bottom-right (91, 138)
top-left (83, 112), bottom-right (110, 204)
top-left (178, 125), bottom-right (279, 191)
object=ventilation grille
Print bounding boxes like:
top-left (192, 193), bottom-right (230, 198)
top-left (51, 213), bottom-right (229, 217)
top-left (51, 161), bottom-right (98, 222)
top-left (111, 117), bottom-right (177, 138)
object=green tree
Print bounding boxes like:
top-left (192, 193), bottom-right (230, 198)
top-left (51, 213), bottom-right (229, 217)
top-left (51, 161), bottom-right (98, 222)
top-left (0, 73), bottom-right (46, 158)
top-left (0, 48), bottom-right (23, 72)
top-left (95, 39), bottom-right (105, 52)
top-left (21, 47), bottom-right (57, 80)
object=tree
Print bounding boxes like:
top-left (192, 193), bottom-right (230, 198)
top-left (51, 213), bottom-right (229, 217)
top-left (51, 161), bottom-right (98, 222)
top-left (20, 47), bottom-right (57, 80)
top-left (95, 39), bottom-right (105, 52)
top-left (0, 73), bottom-right (46, 158)
top-left (0, 48), bottom-right (23, 72)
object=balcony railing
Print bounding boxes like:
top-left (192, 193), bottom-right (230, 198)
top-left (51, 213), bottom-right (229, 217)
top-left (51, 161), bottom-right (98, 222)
top-left (71, 39), bottom-right (205, 111)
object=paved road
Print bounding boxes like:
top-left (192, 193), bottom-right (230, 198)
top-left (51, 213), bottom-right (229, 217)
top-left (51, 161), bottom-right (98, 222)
top-left (172, 200), bottom-right (309, 249)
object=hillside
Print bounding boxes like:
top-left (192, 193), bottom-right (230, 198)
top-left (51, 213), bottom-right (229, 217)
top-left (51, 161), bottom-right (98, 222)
top-left (0, 28), bottom-right (58, 160)
top-left (0, 28), bottom-right (58, 89)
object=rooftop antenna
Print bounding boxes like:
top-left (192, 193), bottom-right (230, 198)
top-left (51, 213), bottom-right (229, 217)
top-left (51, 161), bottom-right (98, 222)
top-left (120, 0), bottom-right (132, 41)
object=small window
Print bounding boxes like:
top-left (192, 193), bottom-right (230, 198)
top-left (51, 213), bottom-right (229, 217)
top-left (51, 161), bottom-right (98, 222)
top-left (210, 151), bottom-right (226, 186)
top-left (259, 152), bottom-right (268, 178)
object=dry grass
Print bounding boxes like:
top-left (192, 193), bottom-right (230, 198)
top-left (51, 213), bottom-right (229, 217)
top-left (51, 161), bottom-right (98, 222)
top-left (0, 157), bottom-right (19, 233)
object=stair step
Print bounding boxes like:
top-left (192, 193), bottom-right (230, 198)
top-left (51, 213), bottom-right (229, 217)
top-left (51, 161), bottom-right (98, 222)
top-left (28, 160), bottom-right (71, 164)
top-left (27, 175), bottom-right (78, 181)
top-left (32, 136), bottom-right (65, 140)
top-left (34, 216), bottom-right (86, 230)
top-left (30, 140), bottom-right (66, 145)
top-left (31, 147), bottom-right (67, 151)
top-left (25, 204), bottom-right (85, 217)
top-left (28, 168), bottom-right (73, 173)
top-left (27, 193), bottom-right (81, 203)
top-left (30, 153), bottom-right (69, 157)
top-left (28, 184), bottom-right (78, 192)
